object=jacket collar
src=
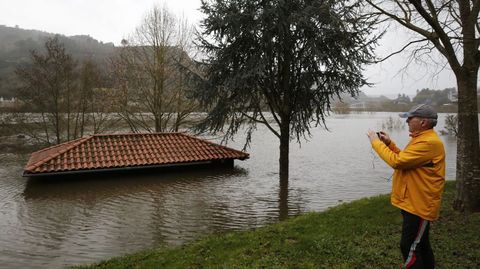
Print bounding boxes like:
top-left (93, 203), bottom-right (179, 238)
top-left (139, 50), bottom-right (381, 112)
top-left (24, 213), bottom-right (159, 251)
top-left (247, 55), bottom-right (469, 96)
top-left (410, 128), bottom-right (434, 138)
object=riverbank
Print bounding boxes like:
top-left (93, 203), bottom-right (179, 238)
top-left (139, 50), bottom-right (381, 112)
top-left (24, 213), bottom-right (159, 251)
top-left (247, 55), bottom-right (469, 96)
top-left (75, 181), bottom-right (479, 268)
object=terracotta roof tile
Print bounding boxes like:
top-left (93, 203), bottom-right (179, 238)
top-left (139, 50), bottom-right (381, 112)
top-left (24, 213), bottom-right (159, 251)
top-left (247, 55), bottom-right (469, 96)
top-left (24, 133), bottom-right (249, 176)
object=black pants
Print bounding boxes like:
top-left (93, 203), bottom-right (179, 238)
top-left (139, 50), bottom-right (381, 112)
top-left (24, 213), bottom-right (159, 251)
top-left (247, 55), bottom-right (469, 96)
top-left (400, 210), bottom-right (435, 269)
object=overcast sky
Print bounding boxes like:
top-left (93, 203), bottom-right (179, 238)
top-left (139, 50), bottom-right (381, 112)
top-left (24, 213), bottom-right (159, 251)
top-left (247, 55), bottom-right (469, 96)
top-left (0, 0), bottom-right (457, 98)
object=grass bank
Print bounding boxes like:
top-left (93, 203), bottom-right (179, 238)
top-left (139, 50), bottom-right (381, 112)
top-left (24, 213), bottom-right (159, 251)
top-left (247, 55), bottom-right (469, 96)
top-left (76, 181), bottom-right (479, 268)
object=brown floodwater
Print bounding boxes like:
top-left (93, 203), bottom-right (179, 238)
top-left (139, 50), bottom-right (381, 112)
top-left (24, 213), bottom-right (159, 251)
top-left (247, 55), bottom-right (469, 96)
top-left (0, 112), bottom-right (458, 268)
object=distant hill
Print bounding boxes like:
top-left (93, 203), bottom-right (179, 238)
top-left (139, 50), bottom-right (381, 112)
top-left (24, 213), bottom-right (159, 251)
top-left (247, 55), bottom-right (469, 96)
top-left (0, 25), bottom-right (116, 98)
top-left (339, 90), bottom-right (391, 102)
top-left (333, 90), bottom-right (392, 105)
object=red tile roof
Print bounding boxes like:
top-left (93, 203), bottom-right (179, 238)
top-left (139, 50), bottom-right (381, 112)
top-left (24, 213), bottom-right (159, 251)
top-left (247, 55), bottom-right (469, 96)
top-left (24, 133), bottom-right (249, 176)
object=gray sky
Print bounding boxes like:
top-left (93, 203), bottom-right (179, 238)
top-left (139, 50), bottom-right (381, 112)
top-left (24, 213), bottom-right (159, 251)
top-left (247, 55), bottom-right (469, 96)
top-left (0, 0), bottom-right (457, 98)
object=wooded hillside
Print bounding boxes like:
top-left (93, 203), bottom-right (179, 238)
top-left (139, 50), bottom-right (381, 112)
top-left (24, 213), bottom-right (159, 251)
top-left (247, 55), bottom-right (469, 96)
top-left (0, 25), bottom-right (116, 97)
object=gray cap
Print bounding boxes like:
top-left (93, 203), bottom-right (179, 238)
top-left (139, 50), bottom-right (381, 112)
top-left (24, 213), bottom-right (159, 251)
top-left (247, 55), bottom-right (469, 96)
top-left (399, 104), bottom-right (438, 119)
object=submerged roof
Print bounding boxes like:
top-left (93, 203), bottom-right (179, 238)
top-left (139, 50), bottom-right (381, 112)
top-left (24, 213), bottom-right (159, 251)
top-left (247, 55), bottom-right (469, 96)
top-left (24, 133), bottom-right (249, 176)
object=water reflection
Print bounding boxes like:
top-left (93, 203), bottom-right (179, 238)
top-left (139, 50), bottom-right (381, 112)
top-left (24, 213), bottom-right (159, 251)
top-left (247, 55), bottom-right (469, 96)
top-left (0, 112), bottom-right (463, 269)
top-left (23, 166), bottom-right (248, 201)
top-left (15, 166), bottom-right (260, 268)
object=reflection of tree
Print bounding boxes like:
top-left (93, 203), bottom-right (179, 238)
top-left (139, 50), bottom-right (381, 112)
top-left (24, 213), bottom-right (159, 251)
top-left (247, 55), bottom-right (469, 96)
top-left (278, 179), bottom-right (289, 221)
top-left (23, 166), bottom-right (248, 251)
top-left (23, 166), bottom-right (247, 202)
top-left (145, 165), bottom-right (249, 244)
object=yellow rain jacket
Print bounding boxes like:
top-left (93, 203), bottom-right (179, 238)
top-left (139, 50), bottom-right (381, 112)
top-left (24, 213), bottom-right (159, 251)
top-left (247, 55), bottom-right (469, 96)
top-left (371, 129), bottom-right (445, 221)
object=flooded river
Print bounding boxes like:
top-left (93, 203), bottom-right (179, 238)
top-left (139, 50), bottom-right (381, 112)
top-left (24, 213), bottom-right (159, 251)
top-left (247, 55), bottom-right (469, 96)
top-left (0, 112), bottom-right (458, 268)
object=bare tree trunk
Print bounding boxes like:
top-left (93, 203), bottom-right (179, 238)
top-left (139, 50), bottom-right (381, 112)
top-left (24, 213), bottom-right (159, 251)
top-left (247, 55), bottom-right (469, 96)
top-left (452, 10), bottom-right (480, 212)
top-left (154, 79), bottom-right (162, 132)
top-left (174, 112), bottom-right (181, 132)
top-left (453, 70), bottom-right (480, 212)
top-left (66, 85), bottom-right (71, 141)
top-left (80, 108), bottom-right (86, 137)
top-left (73, 111), bottom-right (80, 139)
top-left (53, 97), bottom-right (61, 144)
top-left (40, 111), bottom-right (50, 144)
top-left (279, 122), bottom-right (290, 185)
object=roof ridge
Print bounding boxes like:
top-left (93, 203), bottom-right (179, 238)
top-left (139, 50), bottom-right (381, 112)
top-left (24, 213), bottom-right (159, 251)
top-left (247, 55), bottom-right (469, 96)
top-left (25, 135), bottom-right (94, 172)
top-left (178, 133), bottom-right (248, 156)
top-left (91, 132), bottom-right (182, 137)
top-left (89, 132), bottom-right (247, 157)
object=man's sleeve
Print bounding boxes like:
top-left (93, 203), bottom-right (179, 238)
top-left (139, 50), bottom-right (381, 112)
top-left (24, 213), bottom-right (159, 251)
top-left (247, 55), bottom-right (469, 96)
top-left (372, 140), bottom-right (434, 170)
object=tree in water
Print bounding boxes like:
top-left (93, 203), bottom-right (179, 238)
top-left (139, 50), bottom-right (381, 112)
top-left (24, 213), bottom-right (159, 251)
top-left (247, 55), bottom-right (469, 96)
top-left (15, 36), bottom-right (77, 144)
top-left (15, 37), bottom-right (110, 144)
top-left (366, 0), bottom-right (480, 212)
top-left (195, 0), bottom-right (379, 183)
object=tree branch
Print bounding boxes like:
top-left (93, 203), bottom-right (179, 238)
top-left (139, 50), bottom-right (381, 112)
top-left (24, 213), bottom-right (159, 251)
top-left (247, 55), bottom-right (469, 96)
top-left (367, 1), bottom-right (463, 72)
top-left (471, 0), bottom-right (480, 50)
top-left (370, 38), bottom-right (429, 63)
top-left (366, 0), bottom-right (432, 37)
top-left (260, 85), bottom-right (283, 128)
top-left (241, 111), bottom-right (280, 138)
top-left (472, 0), bottom-right (480, 18)
top-left (395, 0), bottom-right (411, 21)
top-left (258, 110), bottom-right (281, 138)
top-left (425, 0), bottom-right (438, 21)
top-left (407, 0), bottom-right (462, 71)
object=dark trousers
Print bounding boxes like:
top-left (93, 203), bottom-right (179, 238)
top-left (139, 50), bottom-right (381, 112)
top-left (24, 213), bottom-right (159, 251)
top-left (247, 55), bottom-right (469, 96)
top-left (400, 210), bottom-right (435, 269)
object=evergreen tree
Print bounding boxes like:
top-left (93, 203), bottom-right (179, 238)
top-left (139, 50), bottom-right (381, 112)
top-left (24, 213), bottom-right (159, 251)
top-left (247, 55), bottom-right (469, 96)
top-left (195, 0), bottom-right (379, 182)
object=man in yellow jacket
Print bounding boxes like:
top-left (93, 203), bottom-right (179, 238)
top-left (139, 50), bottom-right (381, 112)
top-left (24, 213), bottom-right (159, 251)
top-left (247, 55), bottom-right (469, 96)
top-left (367, 104), bottom-right (445, 269)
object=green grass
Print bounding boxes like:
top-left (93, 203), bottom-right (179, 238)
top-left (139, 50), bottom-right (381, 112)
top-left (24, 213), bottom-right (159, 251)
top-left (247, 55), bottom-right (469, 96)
top-left (75, 181), bottom-right (479, 269)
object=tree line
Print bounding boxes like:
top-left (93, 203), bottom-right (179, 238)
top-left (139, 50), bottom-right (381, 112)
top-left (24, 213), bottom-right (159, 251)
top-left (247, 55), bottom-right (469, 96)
top-left (332, 88), bottom-right (467, 114)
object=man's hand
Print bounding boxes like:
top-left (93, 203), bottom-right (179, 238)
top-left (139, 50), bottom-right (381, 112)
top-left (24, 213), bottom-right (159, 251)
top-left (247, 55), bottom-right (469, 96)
top-left (368, 130), bottom-right (392, 146)
top-left (377, 131), bottom-right (392, 146)
top-left (367, 130), bottom-right (392, 145)
top-left (367, 130), bottom-right (379, 143)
